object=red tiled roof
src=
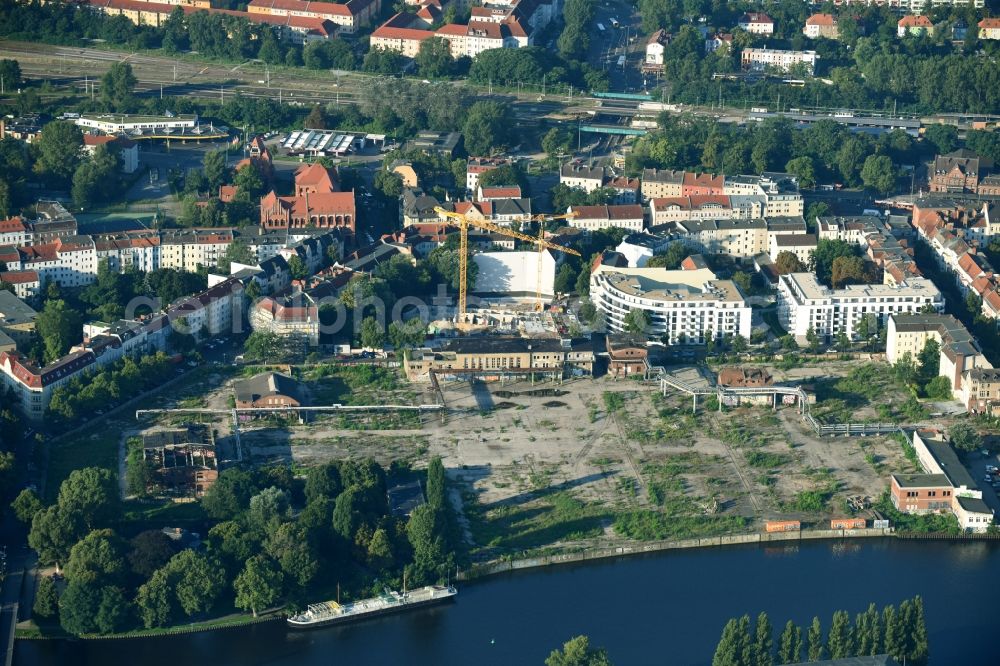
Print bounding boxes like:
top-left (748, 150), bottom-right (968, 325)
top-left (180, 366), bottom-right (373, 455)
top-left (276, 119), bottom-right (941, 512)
top-left (979, 18), bottom-right (1000, 29)
top-left (480, 186), bottom-right (521, 198)
top-left (82, 134), bottom-right (115, 146)
top-left (0, 217), bottom-right (27, 234)
top-left (0, 270), bottom-right (38, 284)
top-left (898, 15), bottom-right (932, 28)
top-left (806, 13), bottom-right (837, 26)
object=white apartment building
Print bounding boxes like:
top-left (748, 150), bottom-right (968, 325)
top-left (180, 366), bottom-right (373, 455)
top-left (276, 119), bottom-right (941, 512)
top-left (648, 196), bottom-right (737, 226)
top-left (738, 12), bottom-right (774, 35)
top-left (674, 219), bottom-right (769, 257)
top-left (834, 0), bottom-right (983, 13)
top-left (590, 264), bottom-right (752, 344)
top-left (741, 48), bottom-right (817, 75)
top-left (769, 233), bottom-right (817, 263)
top-left (722, 173), bottom-right (804, 218)
top-left (777, 273), bottom-right (944, 341)
top-left (75, 114), bottom-right (198, 134)
top-left (560, 163), bottom-right (606, 193)
top-left (567, 205), bottom-right (645, 232)
top-left (12, 237), bottom-right (98, 288)
top-left (160, 229), bottom-right (233, 272)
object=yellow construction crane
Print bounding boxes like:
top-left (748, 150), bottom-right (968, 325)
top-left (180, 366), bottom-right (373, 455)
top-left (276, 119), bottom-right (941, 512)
top-left (434, 207), bottom-right (581, 315)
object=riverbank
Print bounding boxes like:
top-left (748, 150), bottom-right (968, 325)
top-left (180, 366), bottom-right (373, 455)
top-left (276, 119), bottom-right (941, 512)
top-left (15, 610), bottom-right (283, 641)
top-left (457, 527), bottom-right (896, 581)
top-left (17, 527), bottom-right (997, 644)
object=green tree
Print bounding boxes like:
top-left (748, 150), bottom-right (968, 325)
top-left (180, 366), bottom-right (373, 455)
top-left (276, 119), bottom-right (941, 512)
top-left (774, 251), bottom-right (806, 275)
top-left (33, 576), bottom-right (59, 619)
top-left (366, 527), bottom-right (395, 570)
top-left (100, 61), bottom-right (137, 111)
top-left (203, 149), bottom-right (228, 190)
top-left (949, 422), bottom-right (982, 452)
top-left (883, 605), bottom-right (903, 662)
top-left (265, 522), bottom-right (319, 588)
top-left (287, 255), bottom-right (308, 280)
top-left (304, 463), bottom-right (342, 504)
top-left (542, 128), bottom-right (572, 157)
top-left (11, 488), bottom-right (43, 525)
top-left (202, 468), bottom-right (257, 520)
top-left (785, 156), bottom-right (816, 189)
top-left (426, 456), bottom-right (446, 509)
top-left (387, 319), bottom-right (426, 350)
top-left (860, 155), bottom-right (896, 195)
top-left (416, 37), bottom-right (454, 78)
top-left (234, 555), bottom-right (283, 618)
top-left (463, 101), bottom-right (512, 156)
top-left (754, 611), bottom-right (774, 666)
top-left (374, 168), bottom-right (404, 198)
top-left (0, 59), bottom-right (22, 91)
top-left (807, 616), bottom-right (825, 661)
top-left (777, 621), bottom-right (801, 665)
top-left (908, 596), bottom-right (929, 665)
top-left (135, 569), bottom-right (172, 628)
top-left (827, 610), bottom-right (853, 659)
top-left (171, 549), bottom-right (225, 617)
top-left (29, 506), bottom-right (83, 569)
top-left (545, 635), bottom-right (612, 666)
top-left (623, 309), bottom-right (651, 335)
top-left (127, 530), bottom-right (176, 579)
top-left (805, 327), bottom-right (820, 354)
top-left (359, 316), bottom-right (384, 349)
top-left (36, 299), bottom-right (83, 363)
top-left (33, 121), bottom-right (83, 186)
top-left (923, 124), bottom-right (957, 154)
top-left (830, 255), bottom-right (867, 288)
top-left (57, 467), bottom-right (119, 529)
top-left (713, 617), bottom-right (747, 666)
top-left (64, 529), bottom-right (127, 585)
top-left (554, 263), bottom-right (576, 294)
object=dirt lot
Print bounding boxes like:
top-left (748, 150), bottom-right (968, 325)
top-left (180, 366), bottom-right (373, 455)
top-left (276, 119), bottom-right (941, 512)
top-left (226, 360), bottom-right (921, 558)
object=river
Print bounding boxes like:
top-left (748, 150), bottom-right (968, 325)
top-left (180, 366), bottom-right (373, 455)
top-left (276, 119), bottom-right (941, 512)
top-left (15, 539), bottom-right (999, 666)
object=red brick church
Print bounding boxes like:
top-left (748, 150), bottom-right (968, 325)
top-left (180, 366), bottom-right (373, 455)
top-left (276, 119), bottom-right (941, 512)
top-left (260, 163), bottom-right (356, 236)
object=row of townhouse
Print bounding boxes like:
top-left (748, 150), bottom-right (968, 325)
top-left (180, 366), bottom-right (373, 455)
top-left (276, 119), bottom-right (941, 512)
top-left (776, 271), bottom-right (944, 342)
top-left (613, 216), bottom-right (808, 266)
top-left (0, 203), bottom-right (78, 247)
top-left (247, 0), bottom-right (381, 34)
top-left (399, 188), bottom-right (533, 227)
top-left (0, 227), bottom-right (340, 420)
top-left (817, 215), bottom-right (923, 286)
top-left (590, 259), bottom-right (752, 345)
top-left (0, 224), bottom-right (344, 295)
top-left (86, 0), bottom-right (351, 42)
top-left (830, 0), bottom-right (983, 13)
top-left (370, 0), bottom-right (557, 60)
top-left (886, 313), bottom-right (996, 409)
top-left (911, 199), bottom-right (1000, 322)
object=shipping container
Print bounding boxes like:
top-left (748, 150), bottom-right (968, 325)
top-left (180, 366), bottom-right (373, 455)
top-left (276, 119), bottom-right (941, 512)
top-left (830, 518), bottom-right (866, 530)
top-left (764, 520), bottom-right (800, 533)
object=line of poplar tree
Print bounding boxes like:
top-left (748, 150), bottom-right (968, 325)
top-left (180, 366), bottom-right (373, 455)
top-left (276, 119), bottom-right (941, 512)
top-left (712, 596), bottom-right (928, 666)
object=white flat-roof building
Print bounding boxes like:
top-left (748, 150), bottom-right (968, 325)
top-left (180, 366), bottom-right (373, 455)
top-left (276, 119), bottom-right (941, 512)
top-left (473, 250), bottom-right (556, 300)
top-left (590, 264), bottom-right (751, 344)
top-left (741, 48), bottom-right (817, 75)
top-left (777, 272), bottom-right (944, 341)
top-left (75, 113), bottom-right (198, 134)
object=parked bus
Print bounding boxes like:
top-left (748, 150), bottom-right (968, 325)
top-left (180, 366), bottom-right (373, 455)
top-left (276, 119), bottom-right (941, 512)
top-left (610, 18), bottom-right (620, 28)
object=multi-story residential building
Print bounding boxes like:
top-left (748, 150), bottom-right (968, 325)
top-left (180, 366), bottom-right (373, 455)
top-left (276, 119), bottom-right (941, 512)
top-left (674, 219), bottom-right (769, 257)
top-left (250, 294), bottom-right (320, 345)
top-left (831, 0), bottom-right (981, 11)
top-left (960, 368), bottom-right (1000, 414)
top-left (978, 18), bottom-right (1000, 40)
top-left (886, 313), bottom-right (992, 400)
top-left (804, 13), bottom-right (839, 39)
top-left (890, 429), bottom-right (993, 532)
top-left (478, 185), bottom-right (522, 202)
top-left (567, 205), bottom-right (645, 232)
top-left (94, 231), bottom-right (161, 273)
top-left (247, 0), bottom-right (380, 34)
top-left (897, 15), bottom-right (933, 37)
top-left (682, 172), bottom-right (725, 196)
top-left (160, 228), bottom-right (233, 273)
top-left (403, 337), bottom-right (594, 381)
top-left (560, 162), bottom-right (606, 193)
top-left (777, 272), bottom-right (944, 341)
top-left (769, 233), bottom-right (817, 264)
top-left (644, 29), bottom-right (669, 71)
top-left (605, 176), bottom-right (641, 204)
top-left (466, 157), bottom-right (512, 193)
top-left (7, 236), bottom-right (98, 288)
top-left (741, 48), bottom-right (817, 75)
top-left (492, 198), bottom-right (532, 225)
top-left (590, 263), bottom-right (752, 344)
top-left (648, 195), bottom-right (736, 225)
top-left (738, 12), bottom-right (774, 35)
top-left (371, 5), bottom-right (535, 59)
top-left (82, 134), bottom-right (139, 174)
top-left (0, 271), bottom-right (40, 299)
top-left (640, 168), bottom-right (685, 200)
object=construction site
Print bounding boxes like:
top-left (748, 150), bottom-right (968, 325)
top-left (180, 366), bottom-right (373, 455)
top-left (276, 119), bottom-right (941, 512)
top-left (128, 355), bottom-right (928, 559)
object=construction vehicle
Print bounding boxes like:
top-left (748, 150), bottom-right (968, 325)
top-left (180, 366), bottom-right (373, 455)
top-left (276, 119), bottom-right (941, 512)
top-left (433, 207), bottom-right (581, 315)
